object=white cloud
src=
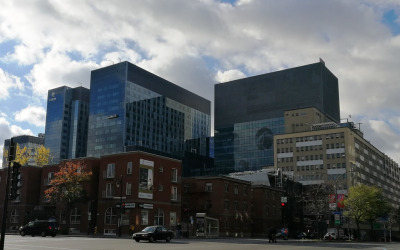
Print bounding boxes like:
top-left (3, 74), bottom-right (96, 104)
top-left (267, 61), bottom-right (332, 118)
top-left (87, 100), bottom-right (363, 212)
top-left (215, 69), bottom-right (246, 83)
top-left (0, 0), bottom-right (400, 164)
top-left (26, 51), bottom-right (97, 98)
top-left (0, 68), bottom-right (24, 100)
top-left (362, 120), bottom-right (400, 163)
top-left (0, 116), bottom-right (33, 168)
top-left (14, 105), bottom-right (46, 127)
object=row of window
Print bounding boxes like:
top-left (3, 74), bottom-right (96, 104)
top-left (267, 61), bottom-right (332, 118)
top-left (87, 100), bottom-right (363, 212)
top-left (105, 163), bottom-right (178, 182)
top-left (277, 143), bottom-right (345, 153)
top-left (277, 132), bottom-right (345, 144)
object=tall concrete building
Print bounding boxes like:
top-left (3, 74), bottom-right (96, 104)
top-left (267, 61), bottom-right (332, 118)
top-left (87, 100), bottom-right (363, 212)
top-left (86, 62), bottom-right (211, 158)
top-left (214, 60), bottom-right (340, 174)
top-left (274, 107), bottom-right (400, 208)
top-left (44, 86), bottom-right (90, 163)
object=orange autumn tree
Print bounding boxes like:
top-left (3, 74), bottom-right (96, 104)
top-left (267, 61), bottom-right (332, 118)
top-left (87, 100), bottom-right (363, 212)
top-left (45, 161), bottom-right (92, 234)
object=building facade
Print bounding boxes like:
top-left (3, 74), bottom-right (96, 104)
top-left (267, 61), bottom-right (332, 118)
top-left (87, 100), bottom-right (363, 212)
top-left (182, 176), bottom-right (285, 238)
top-left (96, 151), bottom-right (182, 236)
top-left (274, 108), bottom-right (400, 209)
top-left (0, 166), bottom-right (42, 231)
top-left (44, 86), bottom-right (90, 163)
top-left (214, 61), bottom-right (340, 174)
top-left (86, 62), bottom-right (211, 159)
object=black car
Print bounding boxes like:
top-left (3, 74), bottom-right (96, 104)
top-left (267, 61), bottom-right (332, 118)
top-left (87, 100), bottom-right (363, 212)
top-left (132, 226), bottom-right (174, 242)
top-left (19, 220), bottom-right (59, 237)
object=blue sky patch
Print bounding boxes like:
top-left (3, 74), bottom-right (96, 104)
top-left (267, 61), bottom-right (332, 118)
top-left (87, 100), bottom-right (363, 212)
top-left (382, 9), bottom-right (400, 36)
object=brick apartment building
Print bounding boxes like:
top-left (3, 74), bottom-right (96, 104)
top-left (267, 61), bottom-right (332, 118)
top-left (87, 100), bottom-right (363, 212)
top-left (1, 150), bottom-right (182, 236)
top-left (182, 176), bottom-right (284, 238)
top-left (1, 150), bottom-right (289, 238)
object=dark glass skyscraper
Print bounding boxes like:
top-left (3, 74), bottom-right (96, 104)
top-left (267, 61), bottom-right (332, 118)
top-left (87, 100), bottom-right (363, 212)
top-left (214, 61), bottom-right (340, 174)
top-left (86, 62), bottom-right (211, 158)
top-left (44, 86), bottom-right (90, 163)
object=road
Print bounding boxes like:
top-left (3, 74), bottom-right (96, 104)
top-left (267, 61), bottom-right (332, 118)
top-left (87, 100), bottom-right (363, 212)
top-left (3, 235), bottom-right (400, 250)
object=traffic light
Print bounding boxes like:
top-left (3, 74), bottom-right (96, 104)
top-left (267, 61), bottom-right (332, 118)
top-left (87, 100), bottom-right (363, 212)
top-left (281, 202), bottom-right (285, 207)
top-left (10, 162), bottom-right (21, 200)
top-left (121, 202), bottom-right (126, 213)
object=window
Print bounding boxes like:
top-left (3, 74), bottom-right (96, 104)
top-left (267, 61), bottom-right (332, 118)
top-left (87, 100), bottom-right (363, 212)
top-left (107, 163), bottom-right (115, 178)
top-left (159, 166), bottom-right (164, 173)
top-left (234, 185), bottom-right (239, 195)
top-left (10, 209), bottom-right (18, 223)
top-left (224, 183), bottom-right (229, 192)
top-left (171, 168), bottom-right (178, 182)
top-left (205, 183), bottom-right (213, 192)
top-left (141, 210), bottom-right (149, 225)
top-left (171, 186), bottom-right (178, 201)
top-left (105, 207), bottom-right (117, 225)
top-left (126, 182), bottom-right (132, 195)
top-left (224, 200), bottom-right (229, 210)
top-left (127, 162), bottom-right (132, 175)
top-left (205, 200), bottom-right (212, 209)
top-left (106, 183), bottom-right (114, 197)
top-left (170, 212), bottom-right (177, 226)
top-left (154, 209), bottom-right (164, 225)
top-left (47, 172), bottom-right (54, 185)
top-left (70, 208), bottom-right (81, 224)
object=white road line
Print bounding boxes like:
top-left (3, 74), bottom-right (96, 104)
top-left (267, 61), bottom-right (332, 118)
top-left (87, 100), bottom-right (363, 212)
top-left (7, 244), bottom-right (81, 250)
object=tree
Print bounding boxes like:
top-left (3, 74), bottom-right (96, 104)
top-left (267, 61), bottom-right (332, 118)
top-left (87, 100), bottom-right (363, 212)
top-left (343, 184), bottom-right (391, 239)
top-left (45, 161), bottom-right (92, 234)
top-left (33, 145), bottom-right (51, 167)
top-left (3, 144), bottom-right (31, 166)
top-left (15, 144), bottom-right (31, 165)
top-left (300, 183), bottom-right (333, 238)
top-left (3, 144), bottom-right (51, 167)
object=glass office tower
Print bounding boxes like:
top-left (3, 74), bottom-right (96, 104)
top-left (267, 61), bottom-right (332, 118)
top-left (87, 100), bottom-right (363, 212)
top-left (87, 61), bottom-right (211, 158)
top-left (214, 61), bottom-right (340, 174)
top-left (44, 86), bottom-right (90, 163)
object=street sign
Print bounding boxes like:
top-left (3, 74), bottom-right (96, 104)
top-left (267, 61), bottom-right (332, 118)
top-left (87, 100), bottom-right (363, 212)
top-left (125, 202), bottom-right (135, 208)
top-left (281, 197), bottom-right (287, 203)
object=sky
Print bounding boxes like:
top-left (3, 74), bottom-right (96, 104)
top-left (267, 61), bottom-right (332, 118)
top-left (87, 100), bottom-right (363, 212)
top-left (1, 0), bottom-right (400, 168)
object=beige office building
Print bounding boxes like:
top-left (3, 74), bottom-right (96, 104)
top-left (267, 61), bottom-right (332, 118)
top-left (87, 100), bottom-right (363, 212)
top-left (274, 107), bottom-right (400, 208)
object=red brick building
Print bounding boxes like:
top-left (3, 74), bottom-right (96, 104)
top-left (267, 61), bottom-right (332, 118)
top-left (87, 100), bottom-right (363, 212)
top-left (0, 166), bottom-right (42, 231)
top-left (182, 176), bottom-right (284, 238)
top-left (1, 150), bottom-right (290, 238)
top-left (1, 150), bottom-right (181, 237)
top-left (96, 151), bottom-right (182, 236)
top-left (39, 158), bottom-right (99, 234)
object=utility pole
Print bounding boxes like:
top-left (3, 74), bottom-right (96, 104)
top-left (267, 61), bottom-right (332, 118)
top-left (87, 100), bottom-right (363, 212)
top-left (0, 138), bottom-right (15, 250)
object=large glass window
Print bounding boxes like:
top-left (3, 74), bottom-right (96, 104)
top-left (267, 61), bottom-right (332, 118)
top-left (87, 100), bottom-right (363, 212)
top-left (10, 209), bottom-right (18, 223)
top-left (107, 163), bottom-right (115, 178)
top-left (154, 209), bottom-right (164, 225)
top-left (141, 210), bottom-right (149, 225)
top-left (70, 208), bottom-right (81, 224)
top-left (105, 207), bottom-right (117, 225)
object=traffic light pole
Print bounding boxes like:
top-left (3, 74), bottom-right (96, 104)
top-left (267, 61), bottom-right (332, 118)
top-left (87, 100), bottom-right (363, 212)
top-left (0, 161), bottom-right (12, 250)
top-left (0, 138), bottom-right (15, 250)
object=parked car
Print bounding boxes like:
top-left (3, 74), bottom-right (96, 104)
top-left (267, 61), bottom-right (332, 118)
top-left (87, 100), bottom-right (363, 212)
top-left (19, 220), bottom-right (59, 237)
top-left (132, 226), bottom-right (174, 243)
top-left (323, 232), bottom-right (337, 240)
top-left (296, 232), bottom-right (307, 239)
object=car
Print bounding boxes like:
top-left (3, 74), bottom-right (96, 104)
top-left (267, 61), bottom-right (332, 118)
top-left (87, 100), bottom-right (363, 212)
top-left (19, 220), bottom-right (59, 237)
top-left (132, 226), bottom-right (174, 243)
top-left (296, 232), bottom-right (307, 239)
top-left (323, 232), bottom-right (337, 240)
